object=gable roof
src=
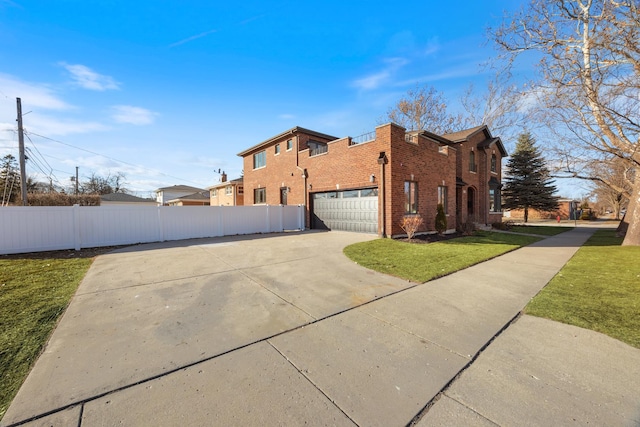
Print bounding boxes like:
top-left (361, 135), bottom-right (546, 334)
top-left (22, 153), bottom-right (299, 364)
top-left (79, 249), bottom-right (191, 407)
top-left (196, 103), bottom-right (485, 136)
top-left (100, 193), bottom-right (155, 203)
top-left (208, 177), bottom-right (243, 190)
top-left (443, 125), bottom-right (508, 157)
top-left (167, 191), bottom-right (210, 203)
top-left (442, 125), bottom-right (486, 143)
top-left (156, 185), bottom-right (206, 193)
top-left (237, 126), bottom-right (339, 157)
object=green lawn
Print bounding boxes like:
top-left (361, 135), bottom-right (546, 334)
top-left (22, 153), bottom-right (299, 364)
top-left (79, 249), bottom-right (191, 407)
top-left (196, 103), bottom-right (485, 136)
top-left (526, 229), bottom-right (640, 348)
top-left (509, 225), bottom-right (573, 236)
top-left (344, 231), bottom-right (541, 283)
top-left (0, 255), bottom-right (94, 420)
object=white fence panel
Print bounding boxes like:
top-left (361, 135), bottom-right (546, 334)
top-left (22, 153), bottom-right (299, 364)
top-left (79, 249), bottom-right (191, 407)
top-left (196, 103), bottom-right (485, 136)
top-left (0, 207), bottom-right (76, 253)
top-left (282, 205), bottom-right (303, 230)
top-left (79, 206), bottom-right (161, 248)
top-left (0, 204), bottom-right (304, 255)
top-left (160, 206), bottom-right (223, 241)
top-left (222, 205), bottom-right (269, 236)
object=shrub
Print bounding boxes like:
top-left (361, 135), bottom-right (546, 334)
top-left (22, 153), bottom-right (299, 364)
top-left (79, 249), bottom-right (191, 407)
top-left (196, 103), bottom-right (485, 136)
top-left (492, 220), bottom-right (514, 231)
top-left (26, 193), bottom-right (101, 206)
top-left (435, 204), bottom-right (447, 235)
top-left (400, 215), bottom-right (423, 240)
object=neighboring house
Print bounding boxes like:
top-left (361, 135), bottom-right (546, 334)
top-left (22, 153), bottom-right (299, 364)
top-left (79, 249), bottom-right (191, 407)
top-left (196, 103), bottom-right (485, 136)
top-left (208, 173), bottom-right (244, 206)
top-left (100, 193), bottom-right (157, 206)
top-left (155, 185), bottom-right (207, 206)
top-left (166, 191), bottom-right (211, 206)
top-left (505, 199), bottom-right (580, 221)
top-left (238, 123), bottom-right (507, 237)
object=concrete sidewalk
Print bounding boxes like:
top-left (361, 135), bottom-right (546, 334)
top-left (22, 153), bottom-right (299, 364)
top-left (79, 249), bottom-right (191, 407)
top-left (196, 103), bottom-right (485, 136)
top-left (3, 227), bottom-right (639, 426)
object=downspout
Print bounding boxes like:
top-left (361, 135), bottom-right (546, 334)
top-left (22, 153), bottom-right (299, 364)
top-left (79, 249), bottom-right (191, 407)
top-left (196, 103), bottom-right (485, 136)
top-left (295, 135), bottom-right (308, 229)
top-left (377, 152), bottom-right (388, 237)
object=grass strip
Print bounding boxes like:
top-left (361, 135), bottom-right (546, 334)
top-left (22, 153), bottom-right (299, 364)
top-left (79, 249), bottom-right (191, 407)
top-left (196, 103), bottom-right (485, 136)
top-left (526, 229), bottom-right (640, 348)
top-left (0, 256), bottom-right (93, 420)
top-left (344, 231), bottom-right (541, 283)
top-left (509, 225), bottom-right (573, 236)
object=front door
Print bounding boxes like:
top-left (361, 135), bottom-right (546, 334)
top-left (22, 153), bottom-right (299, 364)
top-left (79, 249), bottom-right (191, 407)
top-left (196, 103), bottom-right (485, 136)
top-left (280, 187), bottom-right (288, 205)
top-left (467, 187), bottom-right (475, 216)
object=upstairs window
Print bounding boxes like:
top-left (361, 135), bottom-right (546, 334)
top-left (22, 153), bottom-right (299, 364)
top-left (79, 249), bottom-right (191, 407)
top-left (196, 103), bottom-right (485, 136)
top-left (309, 140), bottom-right (328, 156)
top-left (469, 150), bottom-right (477, 172)
top-left (225, 185), bottom-right (233, 195)
top-left (253, 150), bottom-right (266, 169)
top-left (211, 189), bottom-right (218, 197)
top-left (491, 154), bottom-right (497, 172)
top-left (238, 186), bottom-right (244, 195)
top-left (275, 144), bottom-right (281, 155)
top-left (287, 139), bottom-right (293, 151)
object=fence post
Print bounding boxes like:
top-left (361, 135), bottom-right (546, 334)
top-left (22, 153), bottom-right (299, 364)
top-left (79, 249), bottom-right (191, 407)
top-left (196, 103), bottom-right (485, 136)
top-left (299, 205), bottom-right (304, 230)
top-left (157, 206), bottom-right (164, 242)
top-left (218, 206), bottom-right (224, 236)
top-left (266, 205), bottom-right (270, 233)
top-left (278, 205), bottom-right (284, 232)
top-left (73, 204), bottom-right (81, 250)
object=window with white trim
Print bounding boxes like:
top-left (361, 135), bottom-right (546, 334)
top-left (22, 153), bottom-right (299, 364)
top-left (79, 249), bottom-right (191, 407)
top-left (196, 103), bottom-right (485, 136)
top-left (253, 150), bottom-right (266, 169)
top-left (254, 188), bottom-right (266, 204)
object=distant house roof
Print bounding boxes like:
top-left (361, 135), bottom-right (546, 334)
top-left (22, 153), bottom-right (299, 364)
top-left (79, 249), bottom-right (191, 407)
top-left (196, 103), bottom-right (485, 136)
top-left (100, 193), bottom-right (155, 203)
top-left (237, 126), bottom-right (339, 157)
top-left (167, 191), bottom-right (210, 203)
top-left (208, 177), bottom-right (243, 190)
top-left (156, 185), bottom-right (206, 193)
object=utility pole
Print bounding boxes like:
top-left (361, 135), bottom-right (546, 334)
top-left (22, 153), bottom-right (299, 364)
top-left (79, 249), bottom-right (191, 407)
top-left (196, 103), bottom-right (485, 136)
top-left (16, 98), bottom-right (28, 206)
top-left (75, 166), bottom-right (79, 195)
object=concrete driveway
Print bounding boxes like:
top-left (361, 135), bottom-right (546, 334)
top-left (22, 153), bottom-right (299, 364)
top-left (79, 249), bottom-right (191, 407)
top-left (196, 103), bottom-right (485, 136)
top-left (4, 227), bottom-right (639, 426)
top-left (3, 231), bottom-right (415, 426)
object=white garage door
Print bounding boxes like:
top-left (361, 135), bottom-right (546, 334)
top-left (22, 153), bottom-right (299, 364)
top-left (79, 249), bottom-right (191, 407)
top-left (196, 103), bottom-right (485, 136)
top-left (311, 188), bottom-right (378, 233)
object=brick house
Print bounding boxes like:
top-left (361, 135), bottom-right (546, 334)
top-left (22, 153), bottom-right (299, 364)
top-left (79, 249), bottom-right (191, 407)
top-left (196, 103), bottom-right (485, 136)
top-left (238, 123), bottom-right (506, 237)
top-left (209, 173), bottom-right (244, 206)
top-left (442, 125), bottom-right (507, 228)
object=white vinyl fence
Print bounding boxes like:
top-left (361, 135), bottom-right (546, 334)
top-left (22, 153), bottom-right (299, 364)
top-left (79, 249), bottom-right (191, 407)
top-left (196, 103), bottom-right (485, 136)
top-left (0, 204), bottom-right (305, 255)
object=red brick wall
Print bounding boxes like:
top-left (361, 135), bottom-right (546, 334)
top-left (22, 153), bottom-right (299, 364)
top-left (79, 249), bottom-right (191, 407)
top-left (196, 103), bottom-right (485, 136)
top-left (455, 130), bottom-right (504, 226)
top-left (241, 124), bottom-right (504, 236)
top-left (387, 124), bottom-right (458, 236)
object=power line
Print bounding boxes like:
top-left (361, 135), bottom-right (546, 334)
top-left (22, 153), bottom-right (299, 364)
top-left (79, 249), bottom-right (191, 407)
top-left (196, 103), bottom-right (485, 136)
top-left (26, 131), bottom-right (206, 187)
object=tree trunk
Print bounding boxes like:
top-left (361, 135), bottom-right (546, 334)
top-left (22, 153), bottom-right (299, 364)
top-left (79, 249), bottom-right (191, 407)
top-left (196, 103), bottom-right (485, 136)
top-left (524, 206), bottom-right (529, 223)
top-left (622, 170), bottom-right (640, 246)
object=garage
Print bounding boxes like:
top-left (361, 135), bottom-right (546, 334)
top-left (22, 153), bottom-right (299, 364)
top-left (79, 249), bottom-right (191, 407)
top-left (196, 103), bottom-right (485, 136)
top-left (311, 188), bottom-right (378, 233)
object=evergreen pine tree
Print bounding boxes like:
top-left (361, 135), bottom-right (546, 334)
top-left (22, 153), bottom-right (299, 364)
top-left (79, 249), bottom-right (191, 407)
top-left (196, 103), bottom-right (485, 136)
top-left (502, 132), bottom-right (558, 222)
top-left (1, 154), bottom-right (21, 205)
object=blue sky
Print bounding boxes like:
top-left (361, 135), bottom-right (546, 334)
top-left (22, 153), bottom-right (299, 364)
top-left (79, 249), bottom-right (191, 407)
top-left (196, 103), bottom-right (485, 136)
top-left (2, 0), bottom-right (585, 198)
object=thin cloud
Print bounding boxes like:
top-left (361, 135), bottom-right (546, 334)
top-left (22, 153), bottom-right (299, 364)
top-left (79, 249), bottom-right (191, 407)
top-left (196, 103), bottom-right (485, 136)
top-left (394, 65), bottom-right (481, 87)
top-left (60, 63), bottom-right (120, 91)
top-left (169, 29), bottom-right (218, 48)
top-left (0, 73), bottom-right (71, 110)
top-left (352, 57), bottom-right (410, 91)
top-left (111, 105), bottom-right (158, 125)
top-left (278, 113), bottom-right (296, 120)
top-left (27, 113), bottom-right (109, 136)
top-left (423, 38), bottom-right (440, 56)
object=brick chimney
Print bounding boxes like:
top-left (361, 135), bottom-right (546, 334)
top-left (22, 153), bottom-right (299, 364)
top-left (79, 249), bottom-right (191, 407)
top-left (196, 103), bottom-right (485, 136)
top-left (221, 171), bottom-right (227, 182)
